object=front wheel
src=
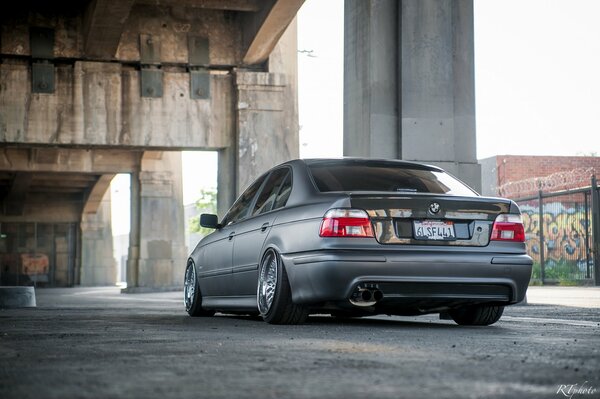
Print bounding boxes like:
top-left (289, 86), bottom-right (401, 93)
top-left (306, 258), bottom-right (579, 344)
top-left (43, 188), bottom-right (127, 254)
top-left (184, 260), bottom-right (215, 317)
top-left (449, 304), bottom-right (504, 326)
top-left (257, 248), bottom-right (308, 324)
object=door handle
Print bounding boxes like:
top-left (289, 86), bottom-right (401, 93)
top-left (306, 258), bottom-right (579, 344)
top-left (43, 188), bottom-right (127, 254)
top-left (228, 232), bottom-right (235, 240)
top-left (260, 222), bottom-right (270, 232)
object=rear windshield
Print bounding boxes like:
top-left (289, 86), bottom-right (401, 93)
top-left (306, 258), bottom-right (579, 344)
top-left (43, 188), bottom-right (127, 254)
top-left (308, 163), bottom-right (477, 196)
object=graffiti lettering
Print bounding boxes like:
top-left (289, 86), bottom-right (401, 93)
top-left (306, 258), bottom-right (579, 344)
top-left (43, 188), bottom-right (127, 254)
top-left (519, 201), bottom-right (592, 280)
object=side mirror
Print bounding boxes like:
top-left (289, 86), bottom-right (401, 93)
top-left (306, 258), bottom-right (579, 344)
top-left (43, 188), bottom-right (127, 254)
top-left (200, 214), bottom-right (220, 229)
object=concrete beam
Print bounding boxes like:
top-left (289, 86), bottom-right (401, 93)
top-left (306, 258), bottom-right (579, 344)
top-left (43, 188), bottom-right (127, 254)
top-left (0, 148), bottom-right (141, 174)
top-left (135, 0), bottom-right (261, 11)
top-left (83, 0), bottom-right (136, 59)
top-left (83, 174), bottom-right (116, 214)
top-left (0, 194), bottom-right (84, 223)
top-left (0, 63), bottom-right (233, 149)
top-left (242, 0), bottom-right (305, 65)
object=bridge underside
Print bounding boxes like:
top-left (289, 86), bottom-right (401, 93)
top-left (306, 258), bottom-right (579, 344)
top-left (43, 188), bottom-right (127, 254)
top-left (0, 0), bottom-right (302, 289)
top-left (1, 0), bottom-right (481, 290)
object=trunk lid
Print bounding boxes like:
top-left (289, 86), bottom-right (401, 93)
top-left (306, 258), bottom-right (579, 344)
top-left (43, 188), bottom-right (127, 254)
top-left (350, 193), bottom-right (512, 246)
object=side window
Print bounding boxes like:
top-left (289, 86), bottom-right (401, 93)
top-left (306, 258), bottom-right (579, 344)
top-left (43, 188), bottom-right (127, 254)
top-left (272, 172), bottom-right (292, 211)
top-left (252, 168), bottom-right (290, 216)
top-left (222, 175), bottom-right (266, 226)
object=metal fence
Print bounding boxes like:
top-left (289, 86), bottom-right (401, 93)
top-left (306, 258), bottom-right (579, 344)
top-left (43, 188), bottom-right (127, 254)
top-left (514, 178), bottom-right (600, 285)
top-left (0, 222), bottom-right (78, 287)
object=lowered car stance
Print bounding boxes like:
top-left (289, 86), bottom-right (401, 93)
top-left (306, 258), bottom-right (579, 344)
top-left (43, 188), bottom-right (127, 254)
top-left (184, 158), bottom-right (532, 325)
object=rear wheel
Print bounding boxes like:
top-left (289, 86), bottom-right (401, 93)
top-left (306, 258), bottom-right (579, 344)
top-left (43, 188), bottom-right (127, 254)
top-left (184, 260), bottom-right (215, 317)
top-left (449, 304), bottom-right (504, 326)
top-left (257, 248), bottom-right (308, 324)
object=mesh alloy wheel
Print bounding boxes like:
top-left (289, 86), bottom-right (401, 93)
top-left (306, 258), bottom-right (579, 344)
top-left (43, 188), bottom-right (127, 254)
top-left (184, 259), bottom-right (215, 317)
top-left (184, 261), bottom-right (196, 312)
top-left (257, 249), bottom-right (278, 315)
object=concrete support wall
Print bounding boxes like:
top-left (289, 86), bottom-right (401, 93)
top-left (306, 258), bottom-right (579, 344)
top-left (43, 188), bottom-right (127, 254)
top-left (81, 190), bottom-right (117, 286)
top-left (125, 152), bottom-right (186, 291)
top-left (344, 0), bottom-right (481, 192)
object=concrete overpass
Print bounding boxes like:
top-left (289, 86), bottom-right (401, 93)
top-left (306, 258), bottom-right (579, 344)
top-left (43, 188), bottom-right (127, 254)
top-left (0, 0), bottom-right (304, 291)
top-left (0, 0), bottom-right (480, 292)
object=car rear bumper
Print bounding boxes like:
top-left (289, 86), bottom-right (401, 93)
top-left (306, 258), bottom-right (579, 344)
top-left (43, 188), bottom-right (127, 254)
top-left (281, 250), bottom-right (533, 307)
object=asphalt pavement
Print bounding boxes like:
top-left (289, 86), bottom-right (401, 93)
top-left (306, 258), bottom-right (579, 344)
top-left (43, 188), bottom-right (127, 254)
top-left (1, 286), bottom-right (599, 399)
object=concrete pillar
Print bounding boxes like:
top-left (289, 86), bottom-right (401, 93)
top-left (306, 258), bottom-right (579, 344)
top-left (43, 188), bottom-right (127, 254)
top-left (217, 147), bottom-right (237, 219)
top-left (234, 70), bottom-right (299, 193)
top-left (344, 1), bottom-right (399, 159)
top-left (81, 189), bottom-right (117, 286)
top-left (217, 19), bottom-right (299, 214)
top-left (126, 170), bottom-right (141, 289)
top-left (344, 0), bottom-right (481, 192)
top-left (124, 151), bottom-right (186, 292)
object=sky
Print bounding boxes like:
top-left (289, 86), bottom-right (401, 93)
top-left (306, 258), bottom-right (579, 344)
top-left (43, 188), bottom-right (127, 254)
top-left (295, 0), bottom-right (600, 161)
top-left (113, 0), bottom-right (600, 232)
top-left (474, 0), bottom-right (600, 159)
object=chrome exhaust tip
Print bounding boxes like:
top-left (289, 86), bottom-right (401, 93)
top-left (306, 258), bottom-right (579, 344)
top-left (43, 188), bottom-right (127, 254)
top-left (349, 287), bottom-right (379, 307)
top-left (361, 289), bottom-right (373, 302)
top-left (373, 289), bottom-right (384, 302)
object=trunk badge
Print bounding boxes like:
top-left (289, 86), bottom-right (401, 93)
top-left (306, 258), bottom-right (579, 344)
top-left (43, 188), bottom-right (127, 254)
top-left (429, 202), bottom-right (441, 214)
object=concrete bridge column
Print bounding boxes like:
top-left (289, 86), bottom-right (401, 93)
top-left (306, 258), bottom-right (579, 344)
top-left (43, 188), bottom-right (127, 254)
top-left (234, 70), bottom-right (299, 191)
top-left (81, 190), bottom-right (116, 286)
top-left (124, 151), bottom-right (186, 292)
top-left (344, 0), bottom-right (481, 191)
top-left (217, 68), bottom-right (299, 216)
top-left (217, 20), bottom-right (299, 215)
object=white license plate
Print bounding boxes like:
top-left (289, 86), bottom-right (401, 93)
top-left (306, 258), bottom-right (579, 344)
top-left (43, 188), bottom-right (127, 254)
top-left (413, 220), bottom-right (456, 241)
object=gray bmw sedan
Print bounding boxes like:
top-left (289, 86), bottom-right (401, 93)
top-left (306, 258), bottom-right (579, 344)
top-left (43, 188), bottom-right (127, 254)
top-left (184, 158), bottom-right (532, 325)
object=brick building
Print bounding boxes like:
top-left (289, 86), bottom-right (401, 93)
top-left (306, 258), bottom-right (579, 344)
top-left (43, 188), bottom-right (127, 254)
top-left (480, 155), bottom-right (600, 199)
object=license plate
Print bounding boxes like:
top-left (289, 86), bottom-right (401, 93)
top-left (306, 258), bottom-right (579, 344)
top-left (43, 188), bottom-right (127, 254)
top-left (413, 220), bottom-right (456, 241)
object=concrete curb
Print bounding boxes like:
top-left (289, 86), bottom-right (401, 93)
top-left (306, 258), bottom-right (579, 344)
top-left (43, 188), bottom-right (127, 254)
top-left (0, 286), bottom-right (37, 308)
top-left (121, 286), bottom-right (183, 294)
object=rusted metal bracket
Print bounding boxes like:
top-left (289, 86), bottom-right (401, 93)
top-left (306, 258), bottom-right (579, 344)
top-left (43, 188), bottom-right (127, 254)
top-left (188, 36), bottom-right (210, 100)
top-left (30, 27), bottom-right (55, 94)
top-left (139, 34), bottom-right (163, 98)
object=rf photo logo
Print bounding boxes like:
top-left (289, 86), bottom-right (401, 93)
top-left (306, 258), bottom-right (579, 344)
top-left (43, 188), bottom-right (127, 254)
top-left (556, 381), bottom-right (598, 399)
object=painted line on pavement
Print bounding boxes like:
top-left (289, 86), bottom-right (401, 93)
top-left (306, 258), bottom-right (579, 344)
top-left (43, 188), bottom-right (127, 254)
top-left (502, 315), bottom-right (599, 328)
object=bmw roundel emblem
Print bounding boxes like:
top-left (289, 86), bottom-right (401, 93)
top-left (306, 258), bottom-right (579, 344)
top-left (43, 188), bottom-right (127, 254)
top-left (429, 202), bottom-right (441, 214)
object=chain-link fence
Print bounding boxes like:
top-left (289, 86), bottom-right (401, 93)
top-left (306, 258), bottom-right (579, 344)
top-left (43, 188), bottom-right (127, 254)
top-left (515, 182), bottom-right (599, 285)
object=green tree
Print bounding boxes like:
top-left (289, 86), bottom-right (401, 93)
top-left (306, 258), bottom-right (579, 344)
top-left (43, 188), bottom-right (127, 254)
top-left (189, 188), bottom-right (218, 236)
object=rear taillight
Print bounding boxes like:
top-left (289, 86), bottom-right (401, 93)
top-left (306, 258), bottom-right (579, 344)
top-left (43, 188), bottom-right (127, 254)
top-left (319, 209), bottom-right (374, 238)
top-left (491, 214), bottom-right (525, 242)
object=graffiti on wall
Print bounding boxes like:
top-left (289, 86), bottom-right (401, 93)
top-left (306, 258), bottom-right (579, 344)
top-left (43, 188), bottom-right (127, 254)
top-left (519, 202), bottom-right (592, 272)
top-left (21, 253), bottom-right (49, 275)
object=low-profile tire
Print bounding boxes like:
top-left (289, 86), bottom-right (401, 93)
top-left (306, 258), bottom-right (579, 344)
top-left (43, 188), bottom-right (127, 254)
top-left (449, 304), bottom-right (504, 326)
top-left (257, 248), bottom-right (308, 325)
top-left (184, 260), bottom-right (215, 317)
